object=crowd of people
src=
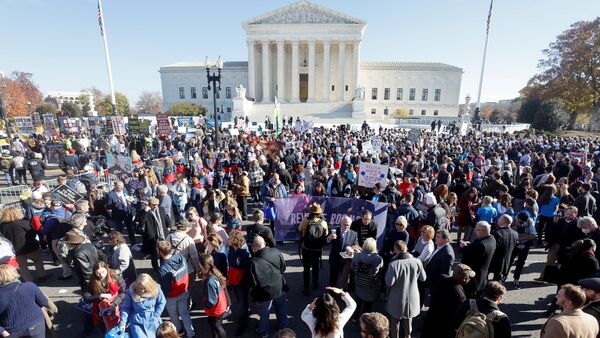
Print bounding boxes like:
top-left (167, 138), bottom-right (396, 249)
top-left (0, 120), bottom-right (598, 338)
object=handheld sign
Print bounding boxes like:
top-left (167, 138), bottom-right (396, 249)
top-left (358, 162), bottom-right (389, 188)
top-left (52, 185), bottom-right (84, 205)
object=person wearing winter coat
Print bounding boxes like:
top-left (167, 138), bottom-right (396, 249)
top-left (227, 230), bottom-right (252, 335)
top-left (351, 238), bottom-right (384, 321)
top-left (157, 241), bottom-right (194, 338)
top-left (118, 274), bottom-right (167, 338)
top-left (385, 240), bottom-right (426, 338)
top-left (107, 231), bottom-right (137, 287)
top-left (165, 220), bottom-right (200, 275)
top-left (199, 254), bottom-right (229, 338)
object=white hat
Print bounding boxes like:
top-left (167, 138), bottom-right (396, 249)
top-left (424, 192), bottom-right (437, 206)
top-left (32, 191), bottom-right (43, 200)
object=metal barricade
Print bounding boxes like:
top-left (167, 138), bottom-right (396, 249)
top-left (0, 184), bottom-right (29, 206)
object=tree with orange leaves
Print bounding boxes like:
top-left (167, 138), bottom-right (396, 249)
top-left (0, 78), bottom-right (28, 117)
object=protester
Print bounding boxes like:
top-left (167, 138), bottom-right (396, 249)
top-left (119, 273), bottom-right (167, 337)
top-left (541, 284), bottom-right (599, 338)
top-left (454, 281), bottom-right (512, 338)
top-left (327, 215), bottom-right (358, 289)
top-left (298, 202), bottom-right (328, 294)
top-left (83, 261), bottom-right (126, 333)
top-left (227, 230), bottom-right (251, 336)
top-left (107, 231), bottom-right (137, 287)
top-left (351, 237), bottom-right (383, 322)
top-left (0, 264), bottom-right (49, 337)
top-left (384, 240), bottom-right (426, 338)
top-left (300, 286), bottom-right (356, 338)
top-left (490, 214), bottom-right (518, 284)
top-left (249, 236), bottom-right (288, 338)
top-left (359, 312), bottom-right (389, 338)
top-left (460, 221), bottom-right (497, 295)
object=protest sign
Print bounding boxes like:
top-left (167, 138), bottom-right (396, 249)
top-left (56, 114), bottom-right (69, 133)
top-left (32, 112), bottom-right (42, 126)
top-left (106, 154), bottom-right (133, 175)
top-left (229, 128), bottom-right (239, 136)
top-left (52, 185), bottom-right (84, 205)
top-left (110, 116), bottom-right (126, 136)
top-left (46, 144), bottom-right (65, 164)
top-left (372, 136), bottom-right (382, 153)
top-left (408, 129), bottom-right (420, 142)
top-left (140, 119), bottom-right (152, 134)
top-left (156, 113), bottom-right (172, 135)
top-left (361, 141), bottom-right (373, 153)
top-left (273, 196), bottom-right (388, 246)
top-left (128, 116), bottom-right (140, 134)
top-left (178, 116), bottom-right (193, 128)
top-left (14, 117), bottom-right (34, 135)
top-left (357, 162), bottom-right (389, 188)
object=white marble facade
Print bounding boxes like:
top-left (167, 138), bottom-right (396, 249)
top-left (159, 1), bottom-right (463, 120)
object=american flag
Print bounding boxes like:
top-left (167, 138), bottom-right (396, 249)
top-left (97, 1), bottom-right (104, 36)
top-left (486, 0), bottom-right (494, 34)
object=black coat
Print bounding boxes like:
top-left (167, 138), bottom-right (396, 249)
top-left (0, 220), bottom-right (39, 256)
top-left (249, 247), bottom-right (286, 302)
top-left (71, 243), bottom-right (107, 291)
top-left (246, 223), bottom-right (276, 248)
top-left (422, 275), bottom-right (467, 338)
top-left (350, 219), bottom-right (378, 246)
top-left (575, 192), bottom-right (597, 217)
top-left (141, 206), bottom-right (170, 241)
top-left (461, 235), bottom-right (497, 292)
top-left (490, 227), bottom-right (519, 277)
top-left (425, 244), bottom-right (455, 287)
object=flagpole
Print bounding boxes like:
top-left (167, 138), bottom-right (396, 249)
top-left (98, 0), bottom-right (117, 115)
top-left (474, 0), bottom-right (494, 122)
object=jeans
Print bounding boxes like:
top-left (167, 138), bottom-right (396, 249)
top-left (165, 292), bottom-right (194, 337)
top-left (255, 294), bottom-right (288, 337)
top-left (9, 320), bottom-right (45, 338)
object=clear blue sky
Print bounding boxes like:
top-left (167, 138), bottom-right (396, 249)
top-left (1, 0), bottom-right (599, 105)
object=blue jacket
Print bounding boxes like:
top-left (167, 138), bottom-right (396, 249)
top-left (0, 281), bottom-right (48, 334)
top-left (119, 288), bottom-right (166, 338)
top-left (158, 254), bottom-right (188, 298)
top-left (203, 275), bottom-right (222, 309)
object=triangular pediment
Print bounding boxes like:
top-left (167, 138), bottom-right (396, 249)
top-left (244, 0), bottom-right (365, 25)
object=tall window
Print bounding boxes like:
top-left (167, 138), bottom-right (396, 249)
top-left (434, 89), bottom-right (441, 101)
top-left (190, 87), bottom-right (197, 99)
top-left (409, 109), bottom-right (414, 116)
top-left (371, 108), bottom-right (376, 114)
top-left (421, 89), bottom-right (428, 101)
top-left (178, 87), bottom-right (185, 99)
top-left (421, 109), bottom-right (426, 116)
top-left (384, 108), bottom-right (389, 115)
top-left (396, 88), bottom-right (403, 100)
top-left (384, 88), bottom-right (390, 100)
top-left (202, 87), bottom-right (208, 99)
top-left (226, 87), bottom-right (232, 99)
top-left (371, 88), bottom-right (378, 100)
top-left (227, 107), bottom-right (232, 113)
top-left (409, 88), bottom-right (416, 101)
top-left (434, 109), bottom-right (439, 116)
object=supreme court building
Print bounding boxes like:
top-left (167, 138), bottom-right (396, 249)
top-left (160, 1), bottom-right (464, 122)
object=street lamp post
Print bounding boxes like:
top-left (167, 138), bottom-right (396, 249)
top-left (205, 56), bottom-right (223, 147)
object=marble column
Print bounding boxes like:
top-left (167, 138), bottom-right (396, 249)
top-left (247, 39), bottom-right (256, 99)
top-left (290, 40), bottom-right (299, 103)
top-left (307, 39), bottom-right (316, 103)
top-left (276, 40), bottom-right (285, 102)
top-left (337, 41), bottom-right (346, 101)
top-left (353, 40), bottom-right (361, 95)
top-left (261, 40), bottom-right (271, 103)
top-left (322, 40), bottom-right (331, 102)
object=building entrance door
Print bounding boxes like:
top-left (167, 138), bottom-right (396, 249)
top-left (299, 74), bottom-right (308, 102)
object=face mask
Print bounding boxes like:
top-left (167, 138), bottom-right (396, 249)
top-left (583, 229), bottom-right (591, 234)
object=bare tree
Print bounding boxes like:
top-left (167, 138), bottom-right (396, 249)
top-left (135, 91), bottom-right (162, 114)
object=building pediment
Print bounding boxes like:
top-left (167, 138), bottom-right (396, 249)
top-left (244, 0), bottom-right (366, 26)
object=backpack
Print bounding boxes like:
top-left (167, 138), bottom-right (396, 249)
top-left (455, 299), bottom-right (507, 338)
top-left (56, 237), bottom-right (71, 261)
top-left (302, 220), bottom-right (325, 250)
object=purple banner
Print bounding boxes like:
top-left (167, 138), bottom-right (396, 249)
top-left (273, 196), bottom-right (388, 244)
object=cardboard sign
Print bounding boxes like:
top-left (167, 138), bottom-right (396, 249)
top-left (361, 141), bottom-right (373, 153)
top-left (14, 117), bottom-right (34, 135)
top-left (408, 129), bottom-right (420, 142)
top-left (52, 184), bottom-right (84, 205)
top-left (128, 116), bottom-right (140, 134)
top-left (156, 113), bottom-right (172, 135)
top-left (111, 116), bottom-right (126, 136)
top-left (42, 114), bottom-right (59, 137)
top-left (358, 162), bottom-right (389, 188)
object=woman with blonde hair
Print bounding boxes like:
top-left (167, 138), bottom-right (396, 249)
top-left (350, 238), bottom-right (383, 322)
top-left (0, 205), bottom-right (46, 282)
top-left (225, 204), bottom-right (242, 232)
top-left (411, 225), bottom-right (435, 262)
top-left (199, 254), bottom-right (229, 338)
top-left (118, 273), bottom-right (166, 338)
top-left (0, 264), bottom-right (48, 337)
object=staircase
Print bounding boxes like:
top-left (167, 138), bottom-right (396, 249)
top-left (246, 101), bottom-right (353, 124)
